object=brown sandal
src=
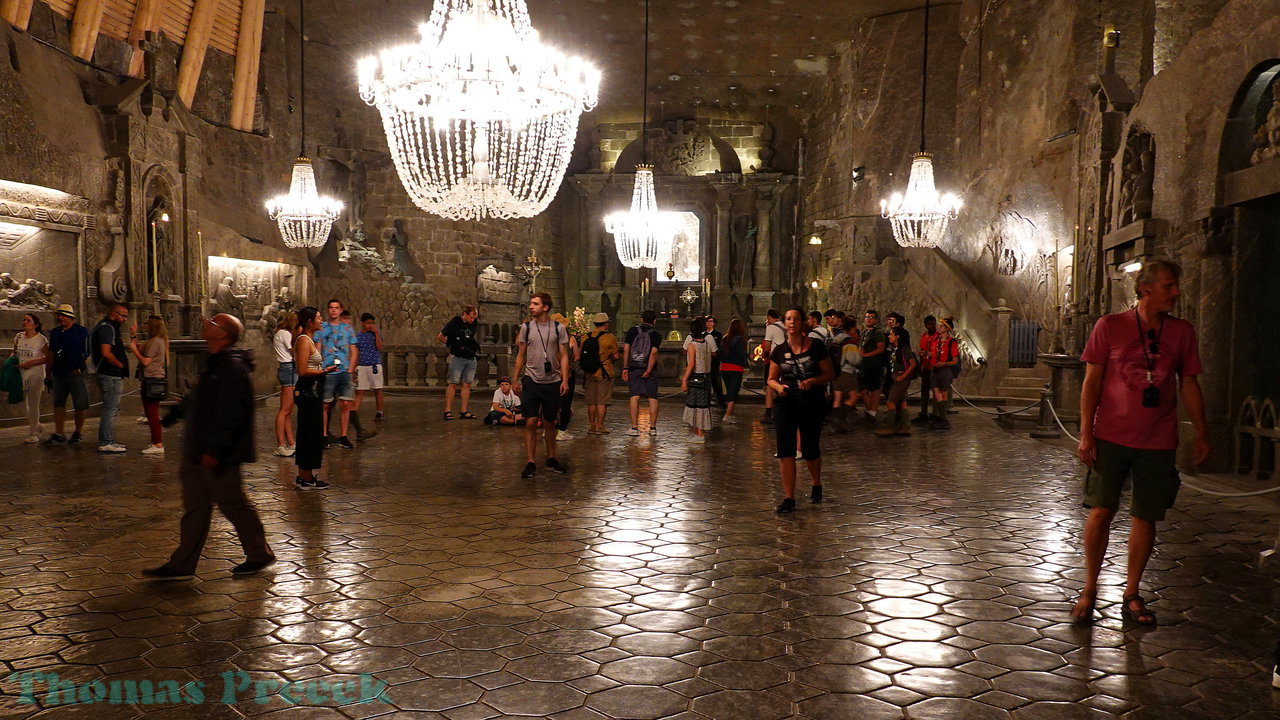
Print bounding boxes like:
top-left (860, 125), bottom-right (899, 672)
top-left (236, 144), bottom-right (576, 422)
top-left (1121, 594), bottom-right (1157, 626)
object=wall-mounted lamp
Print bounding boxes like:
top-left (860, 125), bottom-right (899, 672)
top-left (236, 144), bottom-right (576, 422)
top-left (1121, 260), bottom-right (1142, 274)
top-left (160, 212), bottom-right (170, 222)
top-left (807, 234), bottom-right (823, 246)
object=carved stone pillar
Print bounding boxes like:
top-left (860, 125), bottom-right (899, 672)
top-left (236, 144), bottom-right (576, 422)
top-left (753, 189), bottom-right (773, 290)
top-left (714, 191), bottom-right (731, 288)
top-left (583, 194), bottom-right (603, 290)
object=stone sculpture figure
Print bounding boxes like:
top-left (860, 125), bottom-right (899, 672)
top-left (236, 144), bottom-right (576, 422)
top-left (730, 215), bottom-right (756, 289)
top-left (0, 273), bottom-right (59, 310)
top-left (1252, 96), bottom-right (1280, 166)
top-left (211, 276), bottom-right (247, 320)
top-left (1117, 131), bottom-right (1154, 227)
top-left (386, 220), bottom-right (424, 281)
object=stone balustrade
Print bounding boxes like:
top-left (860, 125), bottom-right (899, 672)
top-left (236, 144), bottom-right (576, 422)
top-left (380, 345), bottom-right (513, 389)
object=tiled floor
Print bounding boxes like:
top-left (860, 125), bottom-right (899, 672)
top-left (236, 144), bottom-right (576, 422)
top-left (1, 395), bottom-right (1279, 719)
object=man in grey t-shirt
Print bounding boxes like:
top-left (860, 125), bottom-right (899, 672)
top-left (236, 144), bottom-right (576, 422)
top-left (514, 292), bottom-right (570, 478)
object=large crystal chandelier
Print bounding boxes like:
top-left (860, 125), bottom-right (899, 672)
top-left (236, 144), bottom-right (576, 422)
top-left (357, 0), bottom-right (600, 221)
top-left (266, 0), bottom-right (342, 248)
top-left (880, 0), bottom-right (962, 249)
top-left (606, 166), bottom-right (675, 268)
top-left (267, 159), bottom-right (343, 249)
top-left (605, 0), bottom-right (675, 268)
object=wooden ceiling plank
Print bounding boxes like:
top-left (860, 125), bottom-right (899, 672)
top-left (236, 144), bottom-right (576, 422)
top-left (70, 0), bottom-right (109, 60)
top-left (229, 0), bottom-right (263, 130)
top-left (126, 0), bottom-right (163, 77)
top-left (176, 0), bottom-right (219, 106)
top-left (2, 0), bottom-right (37, 31)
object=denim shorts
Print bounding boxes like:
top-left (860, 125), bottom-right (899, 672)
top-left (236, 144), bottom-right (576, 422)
top-left (323, 370), bottom-right (354, 402)
top-left (448, 356), bottom-right (478, 385)
top-left (277, 361), bottom-right (297, 387)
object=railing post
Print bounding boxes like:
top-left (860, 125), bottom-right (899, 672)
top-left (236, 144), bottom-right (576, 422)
top-left (1029, 385), bottom-right (1061, 439)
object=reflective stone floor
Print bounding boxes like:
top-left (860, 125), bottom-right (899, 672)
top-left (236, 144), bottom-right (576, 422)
top-left (1, 395), bottom-right (1279, 719)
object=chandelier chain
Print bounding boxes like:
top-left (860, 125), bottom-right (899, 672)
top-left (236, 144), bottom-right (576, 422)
top-left (920, 0), bottom-right (929, 153)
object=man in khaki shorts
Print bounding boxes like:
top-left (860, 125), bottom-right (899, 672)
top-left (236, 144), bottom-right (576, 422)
top-left (581, 313), bottom-right (619, 434)
top-left (1073, 258), bottom-right (1210, 626)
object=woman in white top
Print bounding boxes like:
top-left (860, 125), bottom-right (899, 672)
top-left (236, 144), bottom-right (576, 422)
top-left (681, 317), bottom-right (718, 442)
top-left (15, 313), bottom-right (50, 443)
top-left (273, 311), bottom-right (298, 456)
top-left (128, 314), bottom-right (168, 454)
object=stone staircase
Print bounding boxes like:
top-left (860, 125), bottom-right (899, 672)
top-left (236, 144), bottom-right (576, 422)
top-left (996, 366), bottom-right (1050, 403)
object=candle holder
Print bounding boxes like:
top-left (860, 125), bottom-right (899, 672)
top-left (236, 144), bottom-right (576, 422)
top-left (518, 248), bottom-right (551, 295)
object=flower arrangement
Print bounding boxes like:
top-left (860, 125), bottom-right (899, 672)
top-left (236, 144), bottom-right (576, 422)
top-left (566, 307), bottom-right (593, 339)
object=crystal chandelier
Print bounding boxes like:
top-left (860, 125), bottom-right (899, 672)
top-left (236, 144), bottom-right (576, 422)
top-left (605, 0), bottom-right (675, 269)
top-left (880, 0), bottom-right (962, 249)
top-left (266, 0), bottom-right (342, 248)
top-left (357, 0), bottom-right (600, 221)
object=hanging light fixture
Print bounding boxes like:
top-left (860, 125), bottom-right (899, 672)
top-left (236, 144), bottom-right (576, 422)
top-left (266, 0), bottom-right (342, 249)
top-left (357, 1), bottom-right (600, 221)
top-left (605, 0), bottom-right (676, 269)
top-left (880, 0), bottom-right (961, 249)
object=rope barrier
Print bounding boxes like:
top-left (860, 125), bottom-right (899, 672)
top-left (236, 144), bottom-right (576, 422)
top-left (1042, 401), bottom-right (1280, 498)
top-left (0, 388), bottom-right (140, 422)
top-left (951, 386), bottom-right (1040, 416)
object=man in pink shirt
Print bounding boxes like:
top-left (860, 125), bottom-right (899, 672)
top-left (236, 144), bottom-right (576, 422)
top-left (1074, 259), bottom-right (1210, 626)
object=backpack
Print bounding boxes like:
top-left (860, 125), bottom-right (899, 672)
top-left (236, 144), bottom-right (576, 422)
top-left (937, 337), bottom-right (962, 377)
top-left (628, 326), bottom-right (653, 368)
top-left (827, 332), bottom-right (850, 377)
top-left (580, 332), bottom-right (604, 375)
top-left (87, 320), bottom-right (113, 375)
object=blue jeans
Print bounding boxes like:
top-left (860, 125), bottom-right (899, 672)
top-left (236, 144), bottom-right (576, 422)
top-left (97, 375), bottom-right (123, 446)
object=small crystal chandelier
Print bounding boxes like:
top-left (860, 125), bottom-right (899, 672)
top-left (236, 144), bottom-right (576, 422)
top-left (357, 0), bottom-right (600, 221)
top-left (266, 0), bottom-right (342, 248)
top-left (605, 0), bottom-right (675, 269)
top-left (880, 0), bottom-right (961, 249)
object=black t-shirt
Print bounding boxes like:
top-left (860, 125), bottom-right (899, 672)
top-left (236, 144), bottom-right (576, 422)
top-left (92, 319), bottom-right (129, 377)
top-left (769, 338), bottom-right (829, 400)
top-left (441, 316), bottom-right (480, 359)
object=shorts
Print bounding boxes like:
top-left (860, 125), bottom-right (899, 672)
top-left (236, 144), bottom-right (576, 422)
top-left (856, 363), bottom-right (883, 392)
top-left (277, 362), bottom-right (297, 387)
top-left (520, 379), bottom-right (562, 421)
top-left (51, 375), bottom-right (89, 411)
top-left (323, 370), bottom-right (354, 402)
top-left (626, 368), bottom-right (659, 398)
top-left (887, 378), bottom-right (912, 405)
top-left (833, 373), bottom-right (858, 393)
top-left (931, 366), bottom-right (954, 391)
top-left (1083, 438), bottom-right (1180, 522)
top-left (356, 364), bottom-right (385, 390)
top-left (584, 374), bottom-right (614, 405)
top-left (448, 356), bottom-right (477, 385)
top-left (775, 394), bottom-right (825, 459)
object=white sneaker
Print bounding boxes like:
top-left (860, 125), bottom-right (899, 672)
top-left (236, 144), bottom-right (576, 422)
top-left (687, 434), bottom-right (706, 444)
top-left (626, 427), bottom-right (640, 437)
top-left (286, 445), bottom-right (296, 456)
top-left (722, 415), bottom-right (736, 424)
top-left (648, 426), bottom-right (658, 436)
top-left (557, 430), bottom-right (575, 441)
top-left (25, 434), bottom-right (41, 444)
top-left (141, 444), bottom-right (164, 455)
top-left (274, 445), bottom-right (291, 457)
top-left (98, 443), bottom-right (127, 454)
top-left (134, 416), bottom-right (149, 424)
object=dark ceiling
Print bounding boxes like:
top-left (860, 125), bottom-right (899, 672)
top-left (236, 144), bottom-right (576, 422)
top-left (310, 0), bottom-right (925, 122)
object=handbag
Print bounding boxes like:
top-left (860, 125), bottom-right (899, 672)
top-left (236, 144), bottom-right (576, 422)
top-left (142, 376), bottom-right (168, 401)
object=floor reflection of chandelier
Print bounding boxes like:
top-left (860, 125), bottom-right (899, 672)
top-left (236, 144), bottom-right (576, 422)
top-left (879, 0), bottom-right (961, 248)
top-left (357, 0), bottom-right (599, 221)
top-left (267, 158), bottom-right (343, 249)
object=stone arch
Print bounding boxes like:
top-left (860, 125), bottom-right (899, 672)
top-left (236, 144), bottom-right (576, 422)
top-left (615, 122), bottom-right (741, 175)
top-left (1218, 59), bottom-right (1280, 179)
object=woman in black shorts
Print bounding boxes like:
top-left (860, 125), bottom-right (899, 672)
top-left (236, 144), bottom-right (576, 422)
top-left (767, 307), bottom-right (834, 513)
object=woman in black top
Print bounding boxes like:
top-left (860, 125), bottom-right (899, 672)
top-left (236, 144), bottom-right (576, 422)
top-left (767, 307), bottom-right (834, 513)
top-left (875, 326), bottom-right (918, 438)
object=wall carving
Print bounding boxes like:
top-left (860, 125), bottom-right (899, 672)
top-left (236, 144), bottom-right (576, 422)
top-left (206, 257), bottom-right (305, 329)
top-left (1116, 128), bottom-right (1155, 227)
top-left (1252, 79), bottom-right (1280, 166)
top-left (0, 273), bottom-right (60, 310)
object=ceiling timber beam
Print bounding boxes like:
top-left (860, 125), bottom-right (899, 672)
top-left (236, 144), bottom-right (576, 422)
top-left (229, 0), bottom-right (264, 131)
top-left (1, 0), bottom-right (36, 31)
top-left (69, 0), bottom-right (107, 60)
top-left (176, 0), bottom-right (219, 107)
top-left (126, 0), bottom-right (164, 78)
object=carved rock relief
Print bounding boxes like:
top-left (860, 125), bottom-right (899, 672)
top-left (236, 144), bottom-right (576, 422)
top-left (1252, 80), bottom-right (1280, 166)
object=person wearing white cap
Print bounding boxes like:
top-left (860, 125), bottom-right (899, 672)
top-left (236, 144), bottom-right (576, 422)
top-left (44, 304), bottom-right (90, 445)
top-left (581, 312), bottom-right (619, 434)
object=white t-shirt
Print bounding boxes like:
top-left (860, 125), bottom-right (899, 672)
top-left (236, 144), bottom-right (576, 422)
top-left (763, 321), bottom-right (786, 348)
top-left (273, 329), bottom-right (294, 363)
top-left (15, 332), bottom-right (48, 378)
top-left (492, 388), bottom-right (521, 410)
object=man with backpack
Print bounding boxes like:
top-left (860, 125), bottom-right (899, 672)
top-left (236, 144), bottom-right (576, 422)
top-left (91, 303), bottom-right (130, 453)
top-left (581, 312), bottom-right (619, 435)
top-left (622, 310), bottom-right (663, 437)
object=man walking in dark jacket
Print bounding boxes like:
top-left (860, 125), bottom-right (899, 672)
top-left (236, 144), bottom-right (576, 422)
top-left (143, 313), bottom-right (274, 580)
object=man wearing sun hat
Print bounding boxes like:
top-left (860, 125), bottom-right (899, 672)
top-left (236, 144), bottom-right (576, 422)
top-left (581, 312), bottom-right (619, 435)
top-left (44, 304), bottom-right (90, 445)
